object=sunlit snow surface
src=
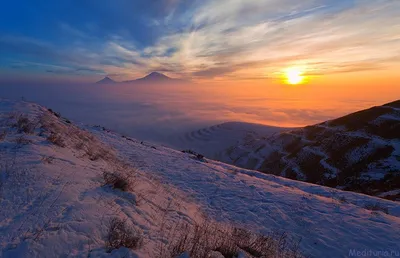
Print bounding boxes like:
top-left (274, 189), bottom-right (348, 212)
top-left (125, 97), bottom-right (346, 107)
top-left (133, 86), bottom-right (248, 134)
top-left (0, 99), bottom-right (399, 257)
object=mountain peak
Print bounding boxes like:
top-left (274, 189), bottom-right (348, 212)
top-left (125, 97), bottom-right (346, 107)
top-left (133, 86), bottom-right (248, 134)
top-left (122, 72), bottom-right (189, 84)
top-left (96, 76), bottom-right (117, 84)
top-left (142, 72), bottom-right (170, 81)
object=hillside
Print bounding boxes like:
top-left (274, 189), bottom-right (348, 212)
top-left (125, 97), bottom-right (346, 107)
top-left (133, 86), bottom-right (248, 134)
top-left (0, 99), bottom-right (399, 257)
top-left (218, 100), bottom-right (400, 200)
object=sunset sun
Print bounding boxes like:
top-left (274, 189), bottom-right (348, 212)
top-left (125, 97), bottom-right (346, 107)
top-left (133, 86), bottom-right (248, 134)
top-left (284, 67), bottom-right (305, 85)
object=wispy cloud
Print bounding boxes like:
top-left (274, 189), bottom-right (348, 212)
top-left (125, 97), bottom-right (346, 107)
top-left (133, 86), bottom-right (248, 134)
top-left (1, 0), bottom-right (399, 81)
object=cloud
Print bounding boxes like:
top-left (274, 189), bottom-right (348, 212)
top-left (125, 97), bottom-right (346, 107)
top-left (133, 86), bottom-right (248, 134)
top-left (1, 0), bottom-right (400, 80)
top-left (59, 23), bottom-right (90, 39)
top-left (120, 0), bottom-right (399, 79)
top-left (6, 60), bottom-right (105, 76)
top-left (193, 67), bottom-right (236, 78)
top-left (47, 67), bottom-right (104, 75)
top-left (0, 82), bottom-right (379, 145)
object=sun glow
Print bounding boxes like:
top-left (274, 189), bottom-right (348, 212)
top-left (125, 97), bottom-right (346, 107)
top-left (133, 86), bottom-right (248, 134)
top-left (284, 67), bottom-right (305, 85)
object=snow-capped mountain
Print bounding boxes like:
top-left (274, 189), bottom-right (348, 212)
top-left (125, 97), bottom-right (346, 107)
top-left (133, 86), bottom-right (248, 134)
top-left (218, 100), bottom-right (400, 200)
top-left (95, 76), bottom-right (117, 84)
top-left (124, 72), bottom-right (186, 84)
top-left (135, 72), bottom-right (171, 82)
top-left (95, 72), bottom-right (187, 85)
top-left (1, 99), bottom-right (399, 257)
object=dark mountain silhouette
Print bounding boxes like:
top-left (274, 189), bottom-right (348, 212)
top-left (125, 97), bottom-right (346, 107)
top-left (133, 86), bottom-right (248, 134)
top-left (218, 100), bottom-right (400, 200)
top-left (137, 72), bottom-right (171, 82)
top-left (94, 72), bottom-right (189, 84)
top-left (123, 72), bottom-right (187, 84)
top-left (95, 76), bottom-right (117, 84)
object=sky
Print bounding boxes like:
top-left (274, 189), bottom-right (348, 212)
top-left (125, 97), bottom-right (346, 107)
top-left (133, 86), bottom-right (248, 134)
top-left (0, 0), bottom-right (400, 83)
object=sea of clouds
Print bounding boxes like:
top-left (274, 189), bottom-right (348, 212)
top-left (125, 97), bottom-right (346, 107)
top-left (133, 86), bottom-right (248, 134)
top-left (0, 81), bottom-right (381, 147)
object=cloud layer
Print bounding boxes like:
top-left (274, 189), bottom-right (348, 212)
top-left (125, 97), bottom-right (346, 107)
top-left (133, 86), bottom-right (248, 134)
top-left (0, 0), bottom-right (399, 81)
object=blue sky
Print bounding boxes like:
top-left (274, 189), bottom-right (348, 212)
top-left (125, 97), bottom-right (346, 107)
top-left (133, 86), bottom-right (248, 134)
top-left (0, 0), bottom-right (399, 82)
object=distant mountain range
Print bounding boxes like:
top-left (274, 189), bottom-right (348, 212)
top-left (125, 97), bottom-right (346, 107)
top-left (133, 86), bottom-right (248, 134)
top-left (211, 100), bottom-right (399, 200)
top-left (95, 72), bottom-right (186, 84)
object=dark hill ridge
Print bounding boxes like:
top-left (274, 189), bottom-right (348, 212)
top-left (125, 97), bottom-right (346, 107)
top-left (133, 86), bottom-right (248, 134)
top-left (218, 100), bottom-right (400, 200)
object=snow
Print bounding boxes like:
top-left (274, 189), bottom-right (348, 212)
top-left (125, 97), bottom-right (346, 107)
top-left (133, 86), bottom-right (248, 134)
top-left (216, 105), bottom-right (400, 198)
top-left (0, 99), bottom-right (399, 258)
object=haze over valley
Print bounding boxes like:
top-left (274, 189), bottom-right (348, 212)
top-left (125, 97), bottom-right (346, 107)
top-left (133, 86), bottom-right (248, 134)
top-left (0, 76), bottom-right (397, 150)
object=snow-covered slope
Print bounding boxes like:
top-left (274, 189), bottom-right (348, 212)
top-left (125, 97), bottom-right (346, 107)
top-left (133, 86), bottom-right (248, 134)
top-left (1, 100), bottom-right (399, 258)
top-left (218, 100), bottom-right (400, 200)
